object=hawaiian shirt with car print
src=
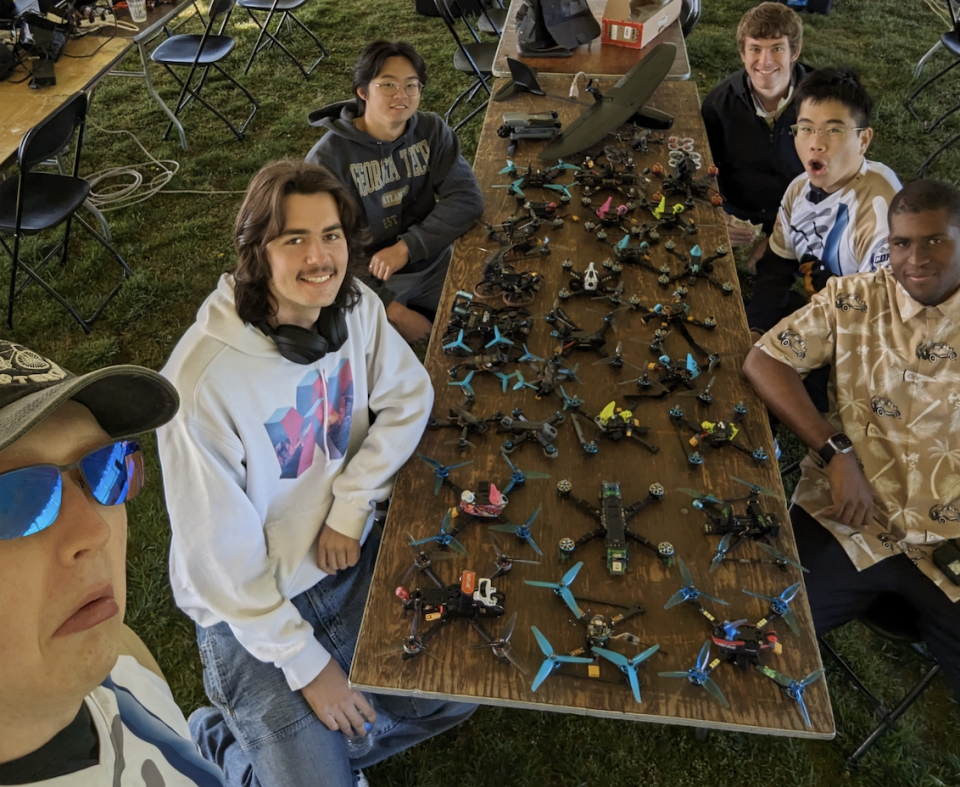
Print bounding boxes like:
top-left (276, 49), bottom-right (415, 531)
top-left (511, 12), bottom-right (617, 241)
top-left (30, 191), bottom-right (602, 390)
top-left (756, 267), bottom-right (960, 602)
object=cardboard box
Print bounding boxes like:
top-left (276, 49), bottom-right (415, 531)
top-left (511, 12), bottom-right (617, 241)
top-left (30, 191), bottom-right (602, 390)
top-left (601, 0), bottom-right (681, 49)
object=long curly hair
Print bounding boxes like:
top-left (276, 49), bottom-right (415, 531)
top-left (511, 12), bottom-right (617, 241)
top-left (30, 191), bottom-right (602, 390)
top-left (231, 159), bottom-right (369, 324)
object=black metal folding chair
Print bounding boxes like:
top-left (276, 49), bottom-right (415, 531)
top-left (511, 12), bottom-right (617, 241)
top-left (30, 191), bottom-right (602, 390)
top-left (434, 0), bottom-right (497, 133)
top-left (0, 92), bottom-right (132, 332)
top-left (236, 0), bottom-right (328, 77)
top-left (819, 594), bottom-right (942, 767)
top-left (905, 0), bottom-right (960, 174)
top-left (150, 0), bottom-right (259, 141)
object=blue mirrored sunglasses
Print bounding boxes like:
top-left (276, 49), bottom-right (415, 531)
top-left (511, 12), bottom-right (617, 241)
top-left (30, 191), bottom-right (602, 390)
top-left (0, 440), bottom-right (144, 541)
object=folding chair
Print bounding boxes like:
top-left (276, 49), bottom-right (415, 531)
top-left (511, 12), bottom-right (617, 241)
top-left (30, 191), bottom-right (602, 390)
top-left (434, 0), bottom-right (497, 133)
top-left (905, 0), bottom-right (960, 133)
top-left (819, 594), bottom-right (942, 767)
top-left (0, 93), bottom-right (132, 332)
top-left (475, 0), bottom-right (508, 36)
top-left (236, 0), bottom-right (328, 78)
top-left (150, 0), bottom-right (259, 142)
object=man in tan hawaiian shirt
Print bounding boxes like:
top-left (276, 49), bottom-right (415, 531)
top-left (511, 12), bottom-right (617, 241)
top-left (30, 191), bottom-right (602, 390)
top-left (743, 178), bottom-right (960, 699)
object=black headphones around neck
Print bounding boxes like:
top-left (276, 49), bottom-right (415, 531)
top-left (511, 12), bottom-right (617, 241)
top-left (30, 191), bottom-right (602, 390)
top-left (259, 308), bottom-right (348, 365)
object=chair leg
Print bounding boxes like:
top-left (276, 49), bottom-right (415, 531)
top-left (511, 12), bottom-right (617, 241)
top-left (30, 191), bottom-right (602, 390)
top-left (452, 97), bottom-right (488, 133)
top-left (917, 129), bottom-right (960, 177)
top-left (818, 636), bottom-right (887, 714)
top-left (242, 7), bottom-right (274, 75)
top-left (915, 40), bottom-right (943, 80)
top-left (905, 57), bottom-right (960, 128)
top-left (845, 664), bottom-right (941, 767)
top-left (242, 8), bottom-right (327, 78)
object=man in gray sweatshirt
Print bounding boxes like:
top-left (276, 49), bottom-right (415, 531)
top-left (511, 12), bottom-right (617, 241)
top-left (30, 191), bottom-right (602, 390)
top-left (307, 40), bottom-right (484, 343)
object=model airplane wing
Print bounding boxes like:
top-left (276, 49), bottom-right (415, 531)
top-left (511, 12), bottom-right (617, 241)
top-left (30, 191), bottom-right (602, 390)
top-left (540, 43), bottom-right (676, 160)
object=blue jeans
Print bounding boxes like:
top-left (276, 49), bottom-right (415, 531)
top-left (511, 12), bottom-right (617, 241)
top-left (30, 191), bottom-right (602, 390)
top-left (189, 537), bottom-right (476, 787)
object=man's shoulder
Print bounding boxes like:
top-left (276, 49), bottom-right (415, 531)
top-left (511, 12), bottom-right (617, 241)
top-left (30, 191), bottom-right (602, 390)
top-left (858, 160), bottom-right (903, 197)
top-left (781, 172), bottom-right (812, 212)
top-left (702, 70), bottom-right (747, 110)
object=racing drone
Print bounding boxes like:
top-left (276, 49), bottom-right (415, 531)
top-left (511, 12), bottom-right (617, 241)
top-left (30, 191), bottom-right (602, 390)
top-left (474, 246), bottom-right (546, 306)
top-left (555, 479), bottom-right (669, 575)
top-left (557, 258), bottom-right (622, 300)
top-left (495, 159), bottom-right (578, 201)
top-left (661, 242), bottom-right (734, 294)
top-left (650, 153), bottom-right (721, 208)
top-left (442, 291), bottom-right (533, 356)
top-left (677, 477), bottom-right (805, 574)
top-left (669, 403), bottom-right (770, 468)
top-left (545, 301), bottom-right (616, 357)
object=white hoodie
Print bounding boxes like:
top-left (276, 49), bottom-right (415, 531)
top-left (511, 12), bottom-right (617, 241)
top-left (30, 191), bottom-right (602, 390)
top-left (158, 274), bottom-right (433, 691)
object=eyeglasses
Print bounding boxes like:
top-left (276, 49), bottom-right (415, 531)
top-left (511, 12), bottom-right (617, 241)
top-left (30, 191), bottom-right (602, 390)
top-left (369, 80), bottom-right (424, 97)
top-left (0, 440), bottom-right (144, 541)
top-left (790, 124), bottom-right (866, 140)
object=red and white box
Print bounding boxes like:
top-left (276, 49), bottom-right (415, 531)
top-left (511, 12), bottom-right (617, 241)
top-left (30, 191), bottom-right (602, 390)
top-left (601, 0), bottom-right (682, 50)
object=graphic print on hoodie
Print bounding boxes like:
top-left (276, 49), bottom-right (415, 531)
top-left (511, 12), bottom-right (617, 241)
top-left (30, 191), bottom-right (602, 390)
top-left (264, 359), bottom-right (355, 478)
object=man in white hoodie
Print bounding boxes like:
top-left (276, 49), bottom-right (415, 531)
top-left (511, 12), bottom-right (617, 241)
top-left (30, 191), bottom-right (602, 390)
top-left (158, 160), bottom-right (474, 787)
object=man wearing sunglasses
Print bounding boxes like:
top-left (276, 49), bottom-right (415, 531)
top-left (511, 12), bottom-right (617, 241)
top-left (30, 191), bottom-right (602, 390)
top-left (0, 339), bottom-right (225, 785)
top-left (745, 66), bottom-right (902, 352)
top-left (307, 40), bottom-right (483, 344)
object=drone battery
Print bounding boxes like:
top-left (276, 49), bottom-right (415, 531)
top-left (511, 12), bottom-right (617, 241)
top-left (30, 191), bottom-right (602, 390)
top-left (933, 540), bottom-right (960, 586)
top-left (588, 665), bottom-right (600, 678)
top-left (460, 570), bottom-right (476, 595)
top-left (425, 612), bottom-right (441, 622)
top-left (29, 57), bottom-right (55, 88)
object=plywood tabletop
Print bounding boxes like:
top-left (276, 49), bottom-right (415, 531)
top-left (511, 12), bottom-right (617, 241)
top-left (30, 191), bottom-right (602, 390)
top-left (351, 79), bottom-right (834, 740)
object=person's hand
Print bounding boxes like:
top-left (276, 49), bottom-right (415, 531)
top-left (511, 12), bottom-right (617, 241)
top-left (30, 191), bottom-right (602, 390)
top-left (368, 240), bottom-right (410, 282)
top-left (385, 301), bottom-right (433, 344)
top-left (724, 211), bottom-right (759, 247)
top-left (317, 526), bottom-right (361, 574)
top-left (822, 452), bottom-right (876, 530)
top-left (301, 659), bottom-right (377, 736)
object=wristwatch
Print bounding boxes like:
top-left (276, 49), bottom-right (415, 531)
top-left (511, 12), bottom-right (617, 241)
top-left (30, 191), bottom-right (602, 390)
top-left (818, 433), bottom-right (854, 465)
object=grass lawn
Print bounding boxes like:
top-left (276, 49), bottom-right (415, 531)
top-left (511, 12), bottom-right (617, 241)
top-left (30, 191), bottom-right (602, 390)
top-left (5, 0), bottom-right (960, 784)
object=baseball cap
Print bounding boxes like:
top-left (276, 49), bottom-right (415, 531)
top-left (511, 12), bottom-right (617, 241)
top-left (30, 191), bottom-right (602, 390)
top-left (0, 339), bottom-right (179, 452)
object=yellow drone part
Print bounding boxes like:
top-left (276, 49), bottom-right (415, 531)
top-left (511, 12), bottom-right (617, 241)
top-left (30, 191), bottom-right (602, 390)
top-left (672, 203), bottom-right (685, 215)
top-left (653, 195), bottom-right (666, 219)
top-left (599, 401), bottom-right (617, 424)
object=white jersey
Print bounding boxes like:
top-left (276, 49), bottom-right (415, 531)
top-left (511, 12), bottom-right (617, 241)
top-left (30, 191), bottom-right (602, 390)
top-left (29, 656), bottom-right (224, 786)
top-left (769, 158), bottom-right (902, 275)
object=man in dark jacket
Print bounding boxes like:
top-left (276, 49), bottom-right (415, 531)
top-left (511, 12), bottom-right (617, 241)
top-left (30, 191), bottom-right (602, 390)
top-left (307, 40), bottom-right (483, 344)
top-left (702, 2), bottom-right (809, 248)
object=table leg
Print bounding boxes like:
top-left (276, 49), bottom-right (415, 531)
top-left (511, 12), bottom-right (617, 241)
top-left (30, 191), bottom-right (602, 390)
top-left (109, 42), bottom-right (189, 151)
top-left (137, 41), bottom-right (188, 151)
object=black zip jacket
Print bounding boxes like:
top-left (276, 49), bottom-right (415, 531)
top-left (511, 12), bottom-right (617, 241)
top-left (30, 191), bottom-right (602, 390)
top-left (701, 62), bottom-right (812, 232)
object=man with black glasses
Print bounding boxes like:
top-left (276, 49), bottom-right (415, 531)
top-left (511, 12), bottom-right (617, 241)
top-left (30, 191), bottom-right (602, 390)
top-left (746, 66), bottom-right (902, 342)
top-left (307, 40), bottom-right (483, 344)
top-left (0, 339), bottom-right (225, 785)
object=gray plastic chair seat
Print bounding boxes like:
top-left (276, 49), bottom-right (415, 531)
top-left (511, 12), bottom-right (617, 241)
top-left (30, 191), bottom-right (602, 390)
top-left (151, 35), bottom-right (236, 65)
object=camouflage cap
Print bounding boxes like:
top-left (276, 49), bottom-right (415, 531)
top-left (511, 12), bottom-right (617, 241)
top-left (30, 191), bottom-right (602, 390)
top-left (0, 339), bottom-right (179, 451)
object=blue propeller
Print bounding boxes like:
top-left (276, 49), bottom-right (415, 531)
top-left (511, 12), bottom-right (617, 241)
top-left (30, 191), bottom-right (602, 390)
top-left (526, 561), bottom-right (584, 618)
top-left (756, 542), bottom-right (809, 573)
top-left (448, 370), bottom-right (476, 400)
top-left (658, 640), bottom-right (730, 709)
top-left (442, 329), bottom-right (471, 354)
top-left (591, 643), bottom-right (660, 704)
top-left (530, 626), bottom-right (593, 691)
top-left (519, 343), bottom-right (543, 363)
top-left (410, 509), bottom-right (468, 556)
top-left (490, 506), bottom-right (544, 556)
top-left (494, 370), bottom-right (520, 393)
top-left (559, 386), bottom-right (583, 410)
top-left (758, 666), bottom-right (824, 727)
top-left (743, 582), bottom-right (802, 635)
top-left (417, 453), bottom-right (473, 496)
top-left (498, 159), bottom-right (516, 176)
top-left (485, 325), bottom-right (515, 349)
top-left (709, 533), bottom-right (735, 573)
top-left (500, 453), bottom-right (550, 497)
top-left (664, 557), bottom-right (729, 609)
top-left (685, 353), bottom-right (701, 379)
